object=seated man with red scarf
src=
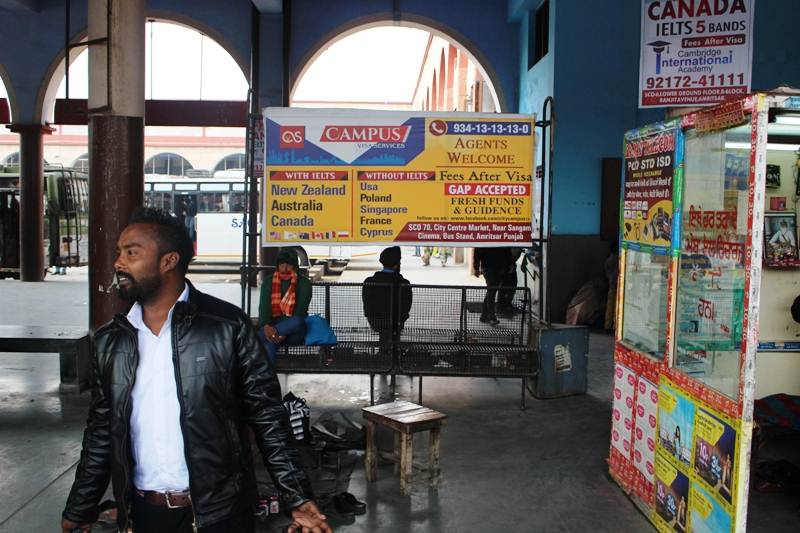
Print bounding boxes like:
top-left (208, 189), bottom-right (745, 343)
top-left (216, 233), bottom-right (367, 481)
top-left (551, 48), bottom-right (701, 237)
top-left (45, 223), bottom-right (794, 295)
top-left (258, 249), bottom-right (312, 363)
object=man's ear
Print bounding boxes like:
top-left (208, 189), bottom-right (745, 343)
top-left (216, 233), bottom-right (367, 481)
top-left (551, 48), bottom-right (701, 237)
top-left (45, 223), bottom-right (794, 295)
top-left (160, 251), bottom-right (180, 273)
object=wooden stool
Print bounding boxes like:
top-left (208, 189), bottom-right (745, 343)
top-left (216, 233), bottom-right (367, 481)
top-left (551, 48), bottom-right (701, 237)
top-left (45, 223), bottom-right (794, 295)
top-left (362, 400), bottom-right (447, 495)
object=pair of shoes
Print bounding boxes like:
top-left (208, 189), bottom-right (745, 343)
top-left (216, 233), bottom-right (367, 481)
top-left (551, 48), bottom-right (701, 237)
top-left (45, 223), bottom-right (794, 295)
top-left (479, 316), bottom-right (500, 326)
top-left (322, 499), bottom-right (355, 523)
top-left (333, 492), bottom-right (366, 515)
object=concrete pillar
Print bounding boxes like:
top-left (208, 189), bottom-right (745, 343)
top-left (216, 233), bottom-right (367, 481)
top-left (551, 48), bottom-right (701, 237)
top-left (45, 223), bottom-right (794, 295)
top-left (6, 124), bottom-right (53, 281)
top-left (87, 0), bottom-right (145, 330)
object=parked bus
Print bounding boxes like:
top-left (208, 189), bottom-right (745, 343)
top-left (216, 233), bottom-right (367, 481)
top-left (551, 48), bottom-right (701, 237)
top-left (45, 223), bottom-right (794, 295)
top-left (144, 175), bottom-right (250, 260)
top-left (0, 167), bottom-right (375, 278)
top-left (0, 165), bottom-right (89, 278)
top-left (145, 175), bottom-right (384, 264)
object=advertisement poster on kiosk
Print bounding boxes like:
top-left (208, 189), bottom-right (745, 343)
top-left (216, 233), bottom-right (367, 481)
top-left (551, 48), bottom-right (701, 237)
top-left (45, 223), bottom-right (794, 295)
top-left (693, 407), bottom-right (737, 505)
top-left (262, 108), bottom-right (535, 247)
top-left (690, 482), bottom-right (733, 533)
top-left (657, 378), bottom-right (696, 468)
top-left (638, 0), bottom-right (755, 107)
top-left (622, 126), bottom-right (679, 250)
top-left (654, 452), bottom-right (690, 533)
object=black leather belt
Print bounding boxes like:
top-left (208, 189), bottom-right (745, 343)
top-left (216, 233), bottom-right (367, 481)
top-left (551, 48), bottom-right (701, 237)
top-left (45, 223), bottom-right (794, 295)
top-left (136, 489), bottom-right (192, 509)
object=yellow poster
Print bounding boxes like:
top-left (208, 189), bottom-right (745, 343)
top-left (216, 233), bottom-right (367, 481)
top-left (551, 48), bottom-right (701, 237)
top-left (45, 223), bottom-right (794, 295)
top-left (263, 108), bottom-right (535, 246)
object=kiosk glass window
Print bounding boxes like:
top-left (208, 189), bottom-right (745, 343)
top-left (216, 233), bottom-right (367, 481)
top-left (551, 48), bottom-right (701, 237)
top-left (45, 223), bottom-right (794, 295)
top-left (621, 249), bottom-right (670, 358)
top-left (673, 123), bottom-right (751, 400)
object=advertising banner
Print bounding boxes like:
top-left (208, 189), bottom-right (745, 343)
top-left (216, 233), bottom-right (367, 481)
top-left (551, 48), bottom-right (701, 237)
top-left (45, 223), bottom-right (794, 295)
top-left (622, 126), bottom-right (679, 250)
top-left (653, 451), bottom-right (690, 533)
top-left (639, 0), bottom-right (755, 107)
top-left (690, 482), bottom-right (733, 533)
top-left (633, 376), bottom-right (659, 483)
top-left (611, 363), bottom-right (638, 458)
top-left (657, 378), bottom-right (696, 469)
top-left (263, 108), bottom-right (535, 247)
top-left (693, 407), bottom-right (737, 506)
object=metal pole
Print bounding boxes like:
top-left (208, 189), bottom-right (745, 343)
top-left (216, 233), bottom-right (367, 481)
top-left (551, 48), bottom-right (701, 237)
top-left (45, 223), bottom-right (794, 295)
top-left (534, 98), bottom-right (555, 324)
top-left (242, 3), bottom-right (261, 315)
top-left (544, 97), bottom-right (555, 324)
top-left (65, 0), bottom-right (70, 100)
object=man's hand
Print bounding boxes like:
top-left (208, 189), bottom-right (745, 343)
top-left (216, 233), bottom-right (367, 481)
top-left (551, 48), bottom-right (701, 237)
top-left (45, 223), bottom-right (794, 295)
top-left (263, 324), bottom-right (282, 343)
top-left (61, 518), bottom-right (91, 532)
top-left (288, 501), bottom-right (333, 533)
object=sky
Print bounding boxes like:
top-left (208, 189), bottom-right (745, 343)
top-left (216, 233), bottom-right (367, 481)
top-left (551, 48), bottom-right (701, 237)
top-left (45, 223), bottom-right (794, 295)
top-left (292, 26), bottom-right (430, 103)
top-left (0, 23), bottom-right (430, 105)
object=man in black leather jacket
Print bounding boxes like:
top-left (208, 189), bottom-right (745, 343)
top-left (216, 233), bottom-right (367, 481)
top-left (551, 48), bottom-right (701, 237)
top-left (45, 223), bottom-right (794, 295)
top-left (61, 208), bottom-right (331, 533)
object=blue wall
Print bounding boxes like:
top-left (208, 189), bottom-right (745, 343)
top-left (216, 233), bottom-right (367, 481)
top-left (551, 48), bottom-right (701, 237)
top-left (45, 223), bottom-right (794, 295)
top-left (751, 0), bottom-right (800, 91)
top-left (513, 0), bottom-right (800, 236)
top-left (551, 0), bottom-right (663, 235)
top-left (517, 0), bottom-right (554, 116)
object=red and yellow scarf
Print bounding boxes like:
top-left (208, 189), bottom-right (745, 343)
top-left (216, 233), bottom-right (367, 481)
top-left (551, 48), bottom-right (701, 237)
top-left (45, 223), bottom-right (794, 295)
top-left (271, 270), bottom-right (298, 317)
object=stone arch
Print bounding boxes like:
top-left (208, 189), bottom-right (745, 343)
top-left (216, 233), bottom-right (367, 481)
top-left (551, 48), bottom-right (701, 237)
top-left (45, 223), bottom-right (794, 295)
top-left (446, 44), bottom-right (457, 110)
top-left (290, 16), bottom-right (504, 111)
top-left (431, 71), bottom-right (438, 111)
top-left (437, 49), bottom-right (446, 111)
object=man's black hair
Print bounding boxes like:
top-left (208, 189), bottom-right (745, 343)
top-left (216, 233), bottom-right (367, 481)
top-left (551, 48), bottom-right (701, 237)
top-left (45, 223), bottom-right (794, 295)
top-left (129, 206), bottom-right (195, 275)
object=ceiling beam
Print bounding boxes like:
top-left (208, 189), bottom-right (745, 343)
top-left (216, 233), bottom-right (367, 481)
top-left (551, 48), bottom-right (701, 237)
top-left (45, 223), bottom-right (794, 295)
top-left (251, 0), bottom-right (281, 13)
top-left (54, 99), bottom-right (248, 127)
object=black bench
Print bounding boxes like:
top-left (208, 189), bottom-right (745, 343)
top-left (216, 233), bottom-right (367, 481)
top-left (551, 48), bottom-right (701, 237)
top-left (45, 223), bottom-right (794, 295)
top-left (267, 283), bottom-right (537, 408)
top-left (0, 325), bottom-right (92, 392)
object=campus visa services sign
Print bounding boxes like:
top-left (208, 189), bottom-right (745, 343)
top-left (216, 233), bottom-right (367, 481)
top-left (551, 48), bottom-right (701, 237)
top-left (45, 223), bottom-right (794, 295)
top-left (262, 108), bottom-right (536, 247)
top-left (639, 0), bottom-right (755, 107)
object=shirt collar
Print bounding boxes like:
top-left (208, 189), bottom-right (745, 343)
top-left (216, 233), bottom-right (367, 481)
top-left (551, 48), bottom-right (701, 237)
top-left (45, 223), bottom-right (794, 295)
top-left (127, 283), bottom-right (189, 335)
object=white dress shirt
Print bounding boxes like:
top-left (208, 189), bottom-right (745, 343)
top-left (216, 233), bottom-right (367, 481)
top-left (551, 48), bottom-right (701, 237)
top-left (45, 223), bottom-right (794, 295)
top-left (127, 284), bottom-right (190, 491)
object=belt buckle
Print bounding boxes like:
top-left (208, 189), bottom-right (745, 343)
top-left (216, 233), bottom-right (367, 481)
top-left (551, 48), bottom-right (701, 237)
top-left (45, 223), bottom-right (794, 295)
top-left (165, 491), bottom-right (183, 509)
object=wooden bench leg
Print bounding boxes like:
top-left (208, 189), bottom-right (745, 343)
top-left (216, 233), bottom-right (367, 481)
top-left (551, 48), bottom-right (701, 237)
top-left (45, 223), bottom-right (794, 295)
top-left (429, 428), bottom-right (441, 488)
top-left (365, 420), bottom-right (377, 482)
top-left (399, 432), bottom-right (413, 495)
top-left (393, 431), bottom-right (401, 476)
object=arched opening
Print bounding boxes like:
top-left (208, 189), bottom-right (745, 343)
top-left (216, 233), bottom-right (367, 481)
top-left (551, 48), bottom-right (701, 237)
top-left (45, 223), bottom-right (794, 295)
top-left (39, 18), bottom-right (248, 123)
top-left (0, 152), bottom-right (48, 166)
top-left (72, 152), bottom-right (90, 172)
top-left (213, 153), bottom-right (246, 173)
top-left (35, 20), bottom-right (248, 177)
top-left (291, 23), bottom-right (501, 112)
top-left (145, 152), bottom-right (194, 177)
top-left (288, 22), bottom-right (503, 270)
